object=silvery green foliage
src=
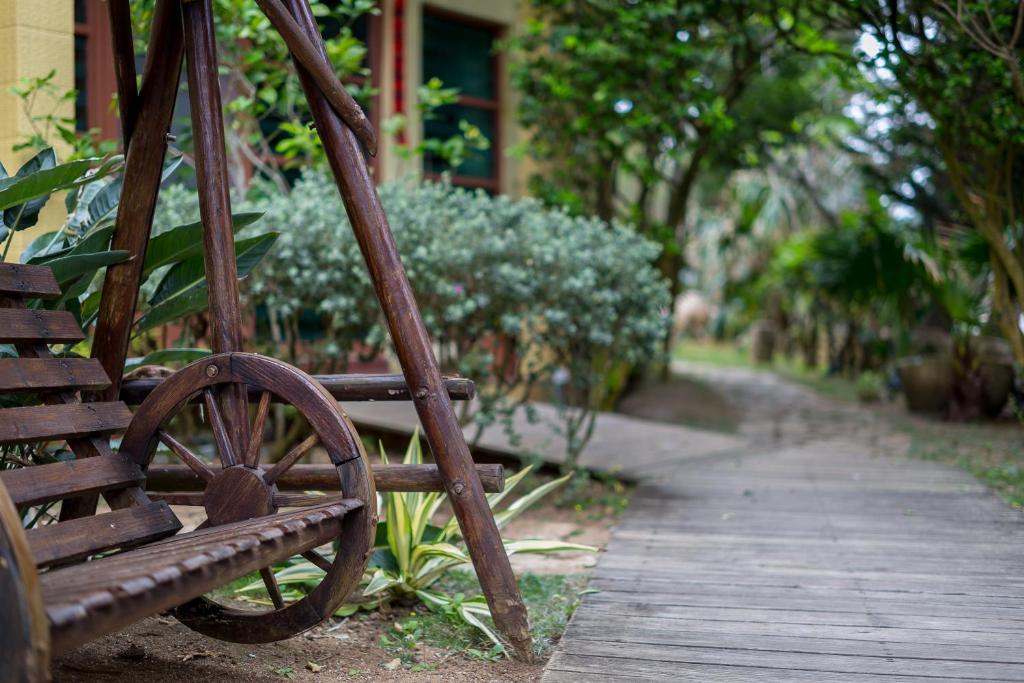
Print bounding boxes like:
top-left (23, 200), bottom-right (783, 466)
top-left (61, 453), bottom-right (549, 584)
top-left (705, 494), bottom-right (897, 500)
top-left (152, 182), bottom-right (201, 235)
top-left (199, 172), bottom-right (671, 462)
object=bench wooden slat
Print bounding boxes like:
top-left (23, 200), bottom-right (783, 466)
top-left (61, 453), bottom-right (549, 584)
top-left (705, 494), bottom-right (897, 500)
top-left (0, 402), bottom-right (133, 444)
top-left (0, 358), bottom-right (111, 394)
top-left (0, 455), bottom-right (145, 507)
top-left (41, 500), bottom-right (360, 654)
top-left (0, 309), bottom-right (86, 344)
top-left (26, 501), bottom-right (181, 567)
top-left (0, 263), bottom-right (61, 299)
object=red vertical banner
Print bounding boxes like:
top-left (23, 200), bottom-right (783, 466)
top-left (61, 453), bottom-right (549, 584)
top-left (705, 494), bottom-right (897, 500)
top-left (393, 0), bottom-right (405, 143)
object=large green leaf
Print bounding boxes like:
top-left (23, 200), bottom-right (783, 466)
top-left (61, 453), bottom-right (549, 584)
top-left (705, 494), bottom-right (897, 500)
top-left (28, 224), bottom-right (116, 266)
top-left (20, 230), bottom-right (64, 263)
top-left (143, 211), bottom-right (264, 276)
top-left (136, 232), bottom-right (278, 332)
top-left (45, 250), bottom-right (130, 288)
top-left (134, 286), bottom-right (208, 333)
top-left (1, 148), bottom-right (56, 231)
top-left (149, 232), bottom-right (276, 306)
top-left (0, 153), bottom-right (121, 216)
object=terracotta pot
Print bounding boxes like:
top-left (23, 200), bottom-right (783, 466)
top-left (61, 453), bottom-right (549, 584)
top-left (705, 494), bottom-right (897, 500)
top-left (979, 362), bottom-right (1013, 417)
top-left (750, 320), bottom-right (775, 365)
top-left (897, 355), bottom-right (954, 414)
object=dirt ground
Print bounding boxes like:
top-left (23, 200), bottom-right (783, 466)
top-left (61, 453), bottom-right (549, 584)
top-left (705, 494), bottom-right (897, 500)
top-left (54, 612), bottom-right (541, 682)
top-left (52, 491), bottom-right (616, 682)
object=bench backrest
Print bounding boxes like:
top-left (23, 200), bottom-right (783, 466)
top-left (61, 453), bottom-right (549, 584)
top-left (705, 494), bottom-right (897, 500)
top-left (0, 263), bottom-right (180, 568)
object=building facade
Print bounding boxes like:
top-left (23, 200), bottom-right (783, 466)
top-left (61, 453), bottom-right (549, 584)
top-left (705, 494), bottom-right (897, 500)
top-left (0, 0), bottom-right (530, 255)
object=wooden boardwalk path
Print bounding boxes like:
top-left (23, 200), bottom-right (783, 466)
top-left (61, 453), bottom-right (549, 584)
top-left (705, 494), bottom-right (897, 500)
top-left (544, 366), bottom-right (1024, 682)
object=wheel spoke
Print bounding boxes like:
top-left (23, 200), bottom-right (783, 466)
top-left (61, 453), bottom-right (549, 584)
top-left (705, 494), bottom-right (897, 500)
top-left (203, 388), bottom-right (236, 467)
top-left (302, 549), bottom-right (333, 572)
top-left (260, 566), bottom-right (285, 610)
top-left (245, 390), bottom-right (272, 467)
top-left (158, 430), bottom-right (216, 481)
top-left (264, 432), bottom-right (319, 485)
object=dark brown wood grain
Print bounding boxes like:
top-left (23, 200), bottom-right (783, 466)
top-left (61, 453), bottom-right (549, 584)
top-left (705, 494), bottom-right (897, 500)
top-left (0, 454), bottom-right (145, 507)
top-left (0, 296), bottom-right (147, 520)
top-left (26, 501), bottom-right (181, 567)
top-left (0, 480), bottom-right (49, 682)
top-left (0, 309), bottom-right (86, 344)
top-left (91, 0), bottom-right (183, 402)
top-left (106, 0), bottom-right (138, 145)
top-left (43, 500), bottom-right (359, 655)
top-left (145, 463), bottom-right (505, 493)
top-left (120, 373), bottom-right (476, 405)
top-left (182, 0), bottom-right (249, 458)
top-left (121, 353), bottom-right (377, 643)
top-left (280, 0), bottom-right (533, 658)
top-left (0, 402), bottom-right (133, 444)
top-left (0, 264), bottom-right (61, 299)
top-left (0, 358), bottom-right (111, 394)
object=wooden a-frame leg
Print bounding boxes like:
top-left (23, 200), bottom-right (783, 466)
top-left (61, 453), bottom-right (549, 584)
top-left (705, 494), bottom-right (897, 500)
top-left (280, 0), bottom-right (533, 660)
top-left (93, 0), bottom-right (184, 403)
top-left (71, 0), bottom-right (183, 520)
top-left (181, 0), bottom-right (250, 456)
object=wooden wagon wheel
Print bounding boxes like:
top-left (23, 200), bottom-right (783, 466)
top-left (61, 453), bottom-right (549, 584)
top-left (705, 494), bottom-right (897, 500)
top-left (120, 352), bottom-right (376, 643)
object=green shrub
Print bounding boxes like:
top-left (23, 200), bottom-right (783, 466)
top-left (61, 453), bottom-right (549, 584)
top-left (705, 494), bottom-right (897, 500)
top-left (245, 173), bottom-right (671, 463)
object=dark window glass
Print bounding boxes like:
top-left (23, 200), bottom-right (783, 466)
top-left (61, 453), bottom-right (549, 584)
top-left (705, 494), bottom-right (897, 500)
top-left (422, 14), bottom-right (495, 100)
top-left (423, 104), bottom-right (495, 179)
top-left (74, 35), bottom-right (88, 132)
top-left (75, 0), bottom-right (87, 23)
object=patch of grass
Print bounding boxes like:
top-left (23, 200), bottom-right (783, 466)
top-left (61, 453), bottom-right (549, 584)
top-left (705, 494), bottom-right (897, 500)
top-left (555, 470), bottom-right (633, 518)
top-left (896, 415), bottom-right (1024, 508)
top-left (675, 340), bottom-right (862, 403)
top-left (674, 340), bottom-right (751, 367)
top-left (378, 571), bottom-right (590, 666)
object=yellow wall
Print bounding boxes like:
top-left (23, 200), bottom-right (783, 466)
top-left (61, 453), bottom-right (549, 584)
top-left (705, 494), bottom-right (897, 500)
top-left (0, 0), bottom-right (74, 258)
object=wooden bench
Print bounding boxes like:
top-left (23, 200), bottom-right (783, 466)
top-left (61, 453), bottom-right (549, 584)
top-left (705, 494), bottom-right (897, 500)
top-left (0, 264), bottom-right (372, 680)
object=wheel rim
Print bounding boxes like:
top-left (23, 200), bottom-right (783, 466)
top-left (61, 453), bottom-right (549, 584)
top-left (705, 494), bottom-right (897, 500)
top-left (120, 352), bottom-right (376, 643)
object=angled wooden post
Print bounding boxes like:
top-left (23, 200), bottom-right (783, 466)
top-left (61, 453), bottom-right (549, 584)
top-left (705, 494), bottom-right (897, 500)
top-left (180, 0), bottom-right (251, 456)
top-left (92, 0), bottom-right (183, 401)
top-left (279, 0), bottom-right (534, 659)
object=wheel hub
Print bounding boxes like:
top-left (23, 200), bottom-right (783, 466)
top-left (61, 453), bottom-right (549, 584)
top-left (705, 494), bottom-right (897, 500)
top-left (203, 466), bottom-right (275, 525)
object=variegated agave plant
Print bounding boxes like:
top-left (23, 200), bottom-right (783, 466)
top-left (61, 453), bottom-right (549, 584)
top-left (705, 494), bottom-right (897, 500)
top-left (239, 429), bottom-right (595, 647)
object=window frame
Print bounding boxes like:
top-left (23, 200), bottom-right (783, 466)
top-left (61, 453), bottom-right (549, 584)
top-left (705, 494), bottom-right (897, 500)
top-left (421, 6), bottom-right (503, 193)
top-left (74, 0), bottom-right (119, 141)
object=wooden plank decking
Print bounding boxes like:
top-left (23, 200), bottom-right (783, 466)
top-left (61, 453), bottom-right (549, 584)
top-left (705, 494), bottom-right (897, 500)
top-left (544, 438), bottom-right (1024, 681)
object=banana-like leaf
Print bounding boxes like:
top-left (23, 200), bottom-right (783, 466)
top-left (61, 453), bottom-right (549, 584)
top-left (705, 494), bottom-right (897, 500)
top-left (0, 153), bottom-right (121, 215)
top-left (502, 539), bottom-right (597, 555)
top-left (26, 224), bottom-right (115, 266)
top-left (43, 249), bottom-right (129, 288)
top-left (149, 232), bottom-right (277, 305)
top-left (1, 148), bottom-right (55, 230)
top-left (143, 211), bottom-right (263, 276)
top-left (135, 232), bottom-right (278, 332)
top-left (133, 286), bottom-right (208, 333)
